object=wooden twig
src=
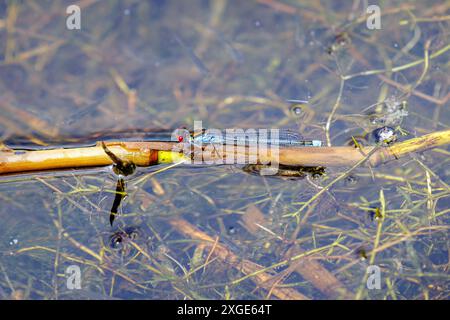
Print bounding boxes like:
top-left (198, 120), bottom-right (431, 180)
top-left (168, 217), bottom-right (309, 300)
top-left (242, 204), bottom-right (352, 299)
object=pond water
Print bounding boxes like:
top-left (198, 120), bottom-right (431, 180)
top-left (0, 0), bottom-right (449, 299)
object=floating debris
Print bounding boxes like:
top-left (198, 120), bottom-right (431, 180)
top-left (372, 126), bottom-right (397, 145)
top-left (371, 96), bottom-right (409, 127)
top-left (327, 31), bottom-right (351, 55)
top-left (356, 247), bottom-right (368, 261)
top-left (109, 227), bottom-right (140, 250)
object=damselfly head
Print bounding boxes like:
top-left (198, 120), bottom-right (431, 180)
top-left (171, 128), bottom-right (190, 143)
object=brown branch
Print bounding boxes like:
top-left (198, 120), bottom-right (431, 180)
top-left (168, 217), bottom-right (309, 300)
top-left (1, 130), bottom-right (449, 175)
top-left (242, 204), bottom-right (352, 299)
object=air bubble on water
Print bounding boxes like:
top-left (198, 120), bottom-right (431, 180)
top-left (124, 9), bottom-right (130, 15)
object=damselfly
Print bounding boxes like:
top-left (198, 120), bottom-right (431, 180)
top-left (189, 129), bottom-right (322, 147)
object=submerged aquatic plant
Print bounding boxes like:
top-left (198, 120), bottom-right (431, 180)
top-left (0, 0), bottom-right (449, 301)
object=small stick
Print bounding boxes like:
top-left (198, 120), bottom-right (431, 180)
top-left (168, 217), bottom-right (309, 300)
top-left (243, 204), bottom-right (352, 299)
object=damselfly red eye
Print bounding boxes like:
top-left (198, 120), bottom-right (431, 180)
top-left (177, 135), bottom-right (184, 142)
